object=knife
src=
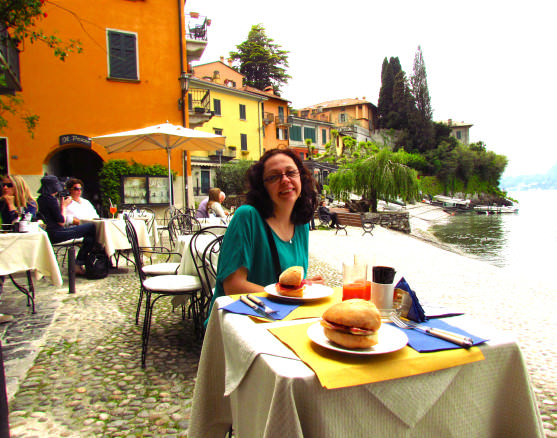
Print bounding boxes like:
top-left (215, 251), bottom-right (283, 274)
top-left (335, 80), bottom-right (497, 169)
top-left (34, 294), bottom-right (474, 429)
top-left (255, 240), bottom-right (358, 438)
top-left (240, 295), bottom-right (277, 320)
top-left (246, 294), bottom-right (278, 315)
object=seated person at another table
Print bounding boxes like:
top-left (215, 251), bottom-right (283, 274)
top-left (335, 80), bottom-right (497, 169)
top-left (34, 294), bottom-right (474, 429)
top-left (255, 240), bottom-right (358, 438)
top-left (208, 148), bottom-right (324, 321)
top-left (64, 178), bottom-right (99, 225)
top-left (196, 188), bottom-right (226, 218)
top-left (207, 188), bottom-right (227, 219)
top-left (37, 175), bottom-right (96, 276)
top-left (318, 200), bottom-right (339, 228)
top-left (0, 174), bottom-right (38, 224)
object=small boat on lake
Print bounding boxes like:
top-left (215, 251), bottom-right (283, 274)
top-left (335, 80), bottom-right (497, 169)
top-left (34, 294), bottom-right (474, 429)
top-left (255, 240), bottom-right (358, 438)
top-left (474, 205), bottom-right (519, 214)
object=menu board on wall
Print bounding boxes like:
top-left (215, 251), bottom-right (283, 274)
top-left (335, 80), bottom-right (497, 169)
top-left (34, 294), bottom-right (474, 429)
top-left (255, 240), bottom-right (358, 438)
top-left (121, 176), bottom-right (172, 206)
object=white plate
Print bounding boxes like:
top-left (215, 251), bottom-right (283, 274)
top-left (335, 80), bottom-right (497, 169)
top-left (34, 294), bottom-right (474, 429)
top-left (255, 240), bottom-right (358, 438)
top-left (307, 322), bottom-right (408, 355)
top-left (264, 283), bottom-right (334, 301)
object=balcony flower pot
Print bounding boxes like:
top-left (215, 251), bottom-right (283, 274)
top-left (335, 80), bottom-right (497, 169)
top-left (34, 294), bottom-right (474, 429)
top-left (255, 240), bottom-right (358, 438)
top-left (190, 12), bottom-right (200, 18)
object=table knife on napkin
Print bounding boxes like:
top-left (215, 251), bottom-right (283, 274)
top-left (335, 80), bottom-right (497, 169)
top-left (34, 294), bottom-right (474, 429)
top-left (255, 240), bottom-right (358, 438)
top-left (240, 295), bottom-right (277, 320)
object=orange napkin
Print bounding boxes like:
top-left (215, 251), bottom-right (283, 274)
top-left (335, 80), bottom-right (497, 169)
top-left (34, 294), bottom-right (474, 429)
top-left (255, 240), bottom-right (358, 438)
top-left (269, 321), bottom-right (485, 389)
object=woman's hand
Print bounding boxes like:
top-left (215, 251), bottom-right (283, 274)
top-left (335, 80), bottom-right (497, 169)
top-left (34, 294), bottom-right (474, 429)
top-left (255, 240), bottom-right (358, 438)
top-left (61, 196), bottom-right (72, 208)
top-left (308, 275), bottom-right (325, 285)
top-left (223, 266), bottom-right (266, 295)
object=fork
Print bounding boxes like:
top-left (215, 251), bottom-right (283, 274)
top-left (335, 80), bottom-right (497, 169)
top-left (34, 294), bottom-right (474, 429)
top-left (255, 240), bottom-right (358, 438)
top-left (389, 312), bottom-right (473, 348)
top-left (246, 294), bottom-right (278, 314)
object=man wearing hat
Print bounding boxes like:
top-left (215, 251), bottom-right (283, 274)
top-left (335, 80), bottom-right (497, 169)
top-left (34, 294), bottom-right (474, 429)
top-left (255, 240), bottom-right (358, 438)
top-left (37, 175), bottom-right (96, 275)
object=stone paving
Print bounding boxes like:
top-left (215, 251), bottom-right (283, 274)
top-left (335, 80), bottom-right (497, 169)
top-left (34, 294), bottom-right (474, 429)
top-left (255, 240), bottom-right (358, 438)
top-left (0, 224), bottom-right (555, 437)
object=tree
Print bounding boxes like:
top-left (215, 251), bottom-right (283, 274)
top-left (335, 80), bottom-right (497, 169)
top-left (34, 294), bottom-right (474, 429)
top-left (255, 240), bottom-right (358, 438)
top-left (1, 0), bottom-right (82, 133)
top-left (305, 138), bottom-right (313, 160)
top-left (328, 148), bottom-right (420, 212)
top-left (229, 24), bottom-right (290, 94)
top-left (410, 46), bottom-right (432, 121)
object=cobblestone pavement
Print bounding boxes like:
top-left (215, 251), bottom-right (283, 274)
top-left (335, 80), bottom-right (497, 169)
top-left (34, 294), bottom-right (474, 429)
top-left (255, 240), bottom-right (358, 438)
top-left (0, 225), bottom-right (555, 437)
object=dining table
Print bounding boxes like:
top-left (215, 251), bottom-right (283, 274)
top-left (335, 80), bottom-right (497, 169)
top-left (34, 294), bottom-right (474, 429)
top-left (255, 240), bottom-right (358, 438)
top-left (83, 218), bottom-right (151, 260)
top-left (189, 291), bottom-right (544, 438)
top-left (0, 230), bottom-right (63, 312)
top-left (173, 224), bottom-right (227, 276)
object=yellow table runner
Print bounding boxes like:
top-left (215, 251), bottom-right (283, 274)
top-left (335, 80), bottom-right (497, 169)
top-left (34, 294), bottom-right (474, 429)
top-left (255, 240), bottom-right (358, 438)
top-left (268, 321), bottom-right (485, 389)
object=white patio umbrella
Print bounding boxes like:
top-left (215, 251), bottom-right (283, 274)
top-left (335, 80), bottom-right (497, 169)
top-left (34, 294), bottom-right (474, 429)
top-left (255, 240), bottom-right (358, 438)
top-left (91, 122), bottom-right (226, 208)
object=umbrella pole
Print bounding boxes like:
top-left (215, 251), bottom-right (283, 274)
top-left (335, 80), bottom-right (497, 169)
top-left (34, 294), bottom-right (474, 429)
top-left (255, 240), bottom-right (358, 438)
top-left (167, 149), bottom-right (173, 209)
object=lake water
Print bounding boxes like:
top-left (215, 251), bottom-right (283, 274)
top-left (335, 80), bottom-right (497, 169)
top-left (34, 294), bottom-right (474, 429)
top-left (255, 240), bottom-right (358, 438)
top-left (429, 190), bottom-right (557, 273)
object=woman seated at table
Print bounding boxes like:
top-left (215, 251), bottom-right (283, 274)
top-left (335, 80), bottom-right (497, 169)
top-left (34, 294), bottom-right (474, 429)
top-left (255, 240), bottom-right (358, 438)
top-left (207, 188), bottom-right (227, 219)
top-left (0, 174), bottom-right (38, 224)
top-left (37, 175), bottom-right (96, 275)
top-left (208, 148), bottom-right (324, 319)
top-left (64, 178), bottom-right (99, 225)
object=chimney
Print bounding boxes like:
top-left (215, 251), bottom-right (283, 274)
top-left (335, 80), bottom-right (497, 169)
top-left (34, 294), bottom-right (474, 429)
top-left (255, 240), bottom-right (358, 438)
top-left (264, 86), bottom-right (274, 95)
top-left (448, 118), bottom-right (453, 126)
top-left (220, 56), bottom-right (224, 63)
top-left (228, 58), bottom-right (232, 67)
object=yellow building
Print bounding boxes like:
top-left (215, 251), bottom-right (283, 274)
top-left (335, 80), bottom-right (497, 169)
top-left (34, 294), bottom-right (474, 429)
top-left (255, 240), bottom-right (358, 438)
top-left (0, 1), bottom-right (213, 210)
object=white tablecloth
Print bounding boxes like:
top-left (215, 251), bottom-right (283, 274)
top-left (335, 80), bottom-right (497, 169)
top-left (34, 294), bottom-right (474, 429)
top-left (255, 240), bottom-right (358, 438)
top-left (175, 228), bottom-right (226, 276)
top-left (189, 297), bottom-right (544, 438)
top-left (0, 231), bottom-right (62, 286)
top-left (85, 219), bottom-right (151, 258)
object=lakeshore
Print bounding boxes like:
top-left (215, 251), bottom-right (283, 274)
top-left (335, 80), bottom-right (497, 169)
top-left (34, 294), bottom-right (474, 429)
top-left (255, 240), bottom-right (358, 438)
top-left (0, 221), bottom-right (555, 437)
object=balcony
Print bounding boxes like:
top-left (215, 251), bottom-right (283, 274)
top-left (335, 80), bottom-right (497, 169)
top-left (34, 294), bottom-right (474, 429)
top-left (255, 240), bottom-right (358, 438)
top-left (208, 147), bottom-right (236, 162)
top-left (185, 13), bottom-right (210, 64)
top-left (188, 87), bottom-right (213, 128)
top-left (263, 112), bottom-right (274, 125)
top-left (276, 115), bottom-right (291, 127)
top-left (0, 26), bottom-right (21, 95)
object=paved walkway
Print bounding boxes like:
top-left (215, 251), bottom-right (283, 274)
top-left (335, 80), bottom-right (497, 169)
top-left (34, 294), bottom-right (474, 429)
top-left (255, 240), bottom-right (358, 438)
top-left (0, 224), bottom-right (555, 437)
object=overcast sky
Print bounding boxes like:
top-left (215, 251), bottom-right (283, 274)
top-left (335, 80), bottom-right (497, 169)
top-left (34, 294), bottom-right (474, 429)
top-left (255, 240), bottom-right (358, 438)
top-left (187, 0), bottom-right (556, 177)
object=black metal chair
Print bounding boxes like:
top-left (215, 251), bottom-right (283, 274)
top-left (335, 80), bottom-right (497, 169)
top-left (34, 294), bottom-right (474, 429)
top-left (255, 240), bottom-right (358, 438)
top-left (360, 213), bottom-right (375, 236)
top-left (189, 226), bottom-right (226, 333)
top-left (168, 212), bottom-right (201, 248)
top-left (124, 216), bottom-right (202, 367)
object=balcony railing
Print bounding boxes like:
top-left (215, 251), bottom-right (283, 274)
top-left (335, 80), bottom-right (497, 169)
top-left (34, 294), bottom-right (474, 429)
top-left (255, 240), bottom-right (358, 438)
top-left (276, 115), bottom-right (291, 127)
top-left (0, 26), bottom-right (21, 94)
top-left (263, 112), bottom-right (274, 125)
top-left (186, 14), bottom-right (210, 41)
top-left (188, 87), bottom-right (211, 113)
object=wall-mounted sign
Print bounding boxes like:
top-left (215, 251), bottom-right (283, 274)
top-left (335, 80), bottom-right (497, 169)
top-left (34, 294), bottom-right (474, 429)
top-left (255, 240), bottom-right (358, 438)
top-left (59, 134), bottom-right (92, 147)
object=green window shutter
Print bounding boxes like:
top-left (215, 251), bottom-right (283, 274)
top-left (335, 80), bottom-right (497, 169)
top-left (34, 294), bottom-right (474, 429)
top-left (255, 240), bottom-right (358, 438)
top-left (108, 30), bottom-right (138, 80)
top-left (290, 126), bottom-right (302, 141)
top-left (322, 129), bottom-right (327, 144)
top-left (304, 127), bottom-right (316, 143)
top-left (240, 133), bottom-right (248, 150)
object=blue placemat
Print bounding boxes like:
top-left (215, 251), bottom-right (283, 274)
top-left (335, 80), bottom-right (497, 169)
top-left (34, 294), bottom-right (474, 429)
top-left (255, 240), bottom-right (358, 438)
top-left (221, 296), bottom-right (300, 320)
top-left (389, 318), bottom-right (488, 352)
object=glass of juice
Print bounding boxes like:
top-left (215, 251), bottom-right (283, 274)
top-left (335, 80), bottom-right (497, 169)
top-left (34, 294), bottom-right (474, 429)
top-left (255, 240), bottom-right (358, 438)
top-left (110, 205), bottom-right (117, 219)
top-left (342, 262), bottom-right (367, 301)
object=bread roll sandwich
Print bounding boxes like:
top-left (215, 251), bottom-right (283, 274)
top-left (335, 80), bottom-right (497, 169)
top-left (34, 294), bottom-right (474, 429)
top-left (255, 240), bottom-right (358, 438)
top-left (321, 299), bottom-right (381, 348)
top-left (275, 266), bottom-right (306, 297)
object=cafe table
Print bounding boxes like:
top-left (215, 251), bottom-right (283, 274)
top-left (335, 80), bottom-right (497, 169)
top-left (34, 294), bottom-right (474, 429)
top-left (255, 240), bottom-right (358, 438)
top-left (83, 218), bottom-right (151, 259)
top-left (189, 294), bottom-right (544, 438)
top-left (173, 225), bottom-right (227, 276)
top-left (0, 230), bottom-right (63, 312)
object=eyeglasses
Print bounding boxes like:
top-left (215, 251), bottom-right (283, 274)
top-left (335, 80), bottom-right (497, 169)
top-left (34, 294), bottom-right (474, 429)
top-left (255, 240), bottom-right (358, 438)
top-left (263, 169), bottom-right (300, 184)
top-left (2, 183), bottom-right (13, 188)
top-left (71, 187), bottom-right (82, 191)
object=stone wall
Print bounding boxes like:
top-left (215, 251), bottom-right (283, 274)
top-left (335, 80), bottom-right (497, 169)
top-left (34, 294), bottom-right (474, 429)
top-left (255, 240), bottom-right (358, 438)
top-left (336, 211), bottom-right (411, 233)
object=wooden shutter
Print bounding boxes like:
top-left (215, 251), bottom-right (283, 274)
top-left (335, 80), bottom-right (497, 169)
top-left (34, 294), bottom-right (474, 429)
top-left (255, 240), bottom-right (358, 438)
top-left (240, 133), bottom-right (248, 150)
top-left (214, 99), bottom-right (221, 116)
top-left (108, 31), bottom-right (138, 80)
top-left (239, 104), bottom-right (246, 120)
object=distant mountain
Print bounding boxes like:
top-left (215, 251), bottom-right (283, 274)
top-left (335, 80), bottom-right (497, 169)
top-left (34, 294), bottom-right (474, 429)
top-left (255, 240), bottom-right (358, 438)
top-left (501, 163), bottom-right (557, 191)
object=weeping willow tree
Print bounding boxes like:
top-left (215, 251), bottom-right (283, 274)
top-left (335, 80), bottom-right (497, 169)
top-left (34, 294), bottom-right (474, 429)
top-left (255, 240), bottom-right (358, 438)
top-left (328, 148), bottom-right (420, 212)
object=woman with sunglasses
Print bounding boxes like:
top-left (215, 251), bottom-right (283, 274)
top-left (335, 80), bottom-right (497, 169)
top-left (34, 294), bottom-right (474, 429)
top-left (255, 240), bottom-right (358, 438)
top-left (64, 178), bottom-right (99, 225)
top-left (0, 175), bottom-right (38, 224)
top-left (206, 148), bottom-right (324, 321)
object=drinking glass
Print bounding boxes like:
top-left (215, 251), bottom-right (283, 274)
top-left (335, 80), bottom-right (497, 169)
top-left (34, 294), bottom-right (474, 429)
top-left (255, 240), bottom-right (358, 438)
top-left (342, 262), bottom-right (367, 300)
top-left (110, 205), bottom-right (117, 219)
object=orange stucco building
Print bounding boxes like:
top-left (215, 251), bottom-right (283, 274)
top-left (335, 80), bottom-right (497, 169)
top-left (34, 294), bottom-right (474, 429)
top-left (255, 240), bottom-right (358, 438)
top-left (1, 0), bottom-right (199, 209)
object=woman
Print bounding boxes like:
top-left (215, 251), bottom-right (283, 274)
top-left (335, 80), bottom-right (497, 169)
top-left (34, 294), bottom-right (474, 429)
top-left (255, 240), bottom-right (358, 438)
top-left (207, 188), bottom-right (227, 219)
top-left (37, 175), bottom-right (96, 275)
top-left (209, 149), bottom-right (323, 317)
top-left (0, 174), bottom-right (38, 224)
top-left (64, 178), bottom-right (99, 225)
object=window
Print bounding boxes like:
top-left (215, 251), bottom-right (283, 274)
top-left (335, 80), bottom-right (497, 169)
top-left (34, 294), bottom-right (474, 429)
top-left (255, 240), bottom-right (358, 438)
top-left (276, 128), bottom-right (289, 141)
top-left (240, 133), bottom-right (248, 150)
top-left (0, 138), bottom-right (8, 174)
top-left (213, 128), bottom-right (223, 136)
top-left (321, 129), bottom-right (327, 145)
top-left (456, 131), bottom-right (462, 140)
top-left (239, 104), bottom-right (246, 120)
top-left (201, 170), bottom-right (210, 194)
top-left (214, 99), bottom-right (221, 116)
top-left (290, 126), bottom-right (302, 141)
top-left (107, 30), bottom-right (138, 80)
top-left (303, 127), bottom-right (316, 143)
top-left (339, 113), bottom-right (346, 123)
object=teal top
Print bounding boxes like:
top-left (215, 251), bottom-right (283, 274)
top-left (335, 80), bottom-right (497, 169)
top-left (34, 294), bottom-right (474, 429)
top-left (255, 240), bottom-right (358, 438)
top-left (207, 204), bottom-right (309, 321)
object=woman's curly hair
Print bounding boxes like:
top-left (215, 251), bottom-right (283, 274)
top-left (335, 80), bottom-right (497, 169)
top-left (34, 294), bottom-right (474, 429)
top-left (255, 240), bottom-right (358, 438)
top-left (246, 148), bottom-right (317, 224)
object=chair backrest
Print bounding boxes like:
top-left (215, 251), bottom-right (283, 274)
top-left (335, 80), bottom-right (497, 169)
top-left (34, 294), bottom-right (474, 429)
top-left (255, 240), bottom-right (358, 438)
top-left (124, 215), bottom-right (146, 282)
top-left (189, 226), bottom-right (227, 317)
top-left (168, 212), bottom-right (201, 247)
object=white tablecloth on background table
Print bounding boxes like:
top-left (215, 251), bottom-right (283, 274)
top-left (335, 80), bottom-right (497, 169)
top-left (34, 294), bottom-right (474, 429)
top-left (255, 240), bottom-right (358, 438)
top-left (0, 231), bottom-right (62, 286)
top-left (189, 297), bottom-right (544, 438)
top-left (174, 228), bottom-right (226, 276)
top-left (84, 219), bottom-right (151, 258)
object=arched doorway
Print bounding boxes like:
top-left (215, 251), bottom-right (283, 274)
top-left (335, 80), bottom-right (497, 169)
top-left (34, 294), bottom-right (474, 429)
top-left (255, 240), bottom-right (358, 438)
top-left (47, 147), bottom-right (104, 213)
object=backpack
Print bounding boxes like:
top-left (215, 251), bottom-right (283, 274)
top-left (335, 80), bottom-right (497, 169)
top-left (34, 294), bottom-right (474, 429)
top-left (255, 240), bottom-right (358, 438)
top-left (85, 244), bottom-right (109, 280)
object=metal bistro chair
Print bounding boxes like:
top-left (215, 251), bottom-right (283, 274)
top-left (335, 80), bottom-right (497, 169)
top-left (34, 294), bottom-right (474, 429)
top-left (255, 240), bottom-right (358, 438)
top-left (168, 212), bottom-right (201, 248)
top-left (189, 226), bottom-right (226, 333)
top-left (156, 206), bottom-right (180, 245)
top-left (124, 216), bottom-right (202, 367)
top-left (123, 216), bottom-right (183, 323)
top-left (360, 213), bottom-right (375, 236)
